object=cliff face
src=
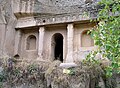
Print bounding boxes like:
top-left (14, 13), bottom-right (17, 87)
top-left (13, 0), bottom-right (98, 18)
top-left (0, 0), bottom-right (17, 58)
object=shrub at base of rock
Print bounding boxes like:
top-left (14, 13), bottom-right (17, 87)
top-left (0, 58), bottom-right (118, 88)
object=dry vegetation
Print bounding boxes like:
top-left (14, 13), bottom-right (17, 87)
top-left (0, 58), bottom-right (118, 88)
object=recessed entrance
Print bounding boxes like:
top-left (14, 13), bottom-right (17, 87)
top-left (51, 33), bottom-right (63, 62)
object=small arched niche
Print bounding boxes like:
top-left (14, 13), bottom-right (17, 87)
top-left (26, 35), bottom-right (36, 50)
top-left (81, 30), bottom-right (94, 47)
top-left (51, 33), bottom-right (63, 62)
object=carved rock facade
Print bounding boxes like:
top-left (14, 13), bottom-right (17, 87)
top-left (0, 0), bottom-right (99, 63)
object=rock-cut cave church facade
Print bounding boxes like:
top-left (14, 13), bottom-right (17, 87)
top-left (0, 0), bottom-right (99, 63)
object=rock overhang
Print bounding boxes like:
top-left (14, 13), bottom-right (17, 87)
top-left (13, 0), bottom-right (99, 28)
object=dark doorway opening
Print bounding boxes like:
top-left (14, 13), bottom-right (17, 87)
top-left (48, 85), bottom-right (52, 88)
top-left (14, 54), bottom-right (20, 59)
top-left (53, 33), bottom-right (63, 62)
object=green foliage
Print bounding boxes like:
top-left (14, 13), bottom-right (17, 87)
top-left (27, 64), bottom-right (38, 75)
top-left (90, 0), bottom-right (120, 77)
top-left (67, 68), bottom-right (75, 75)
top-left (83, 51), bottom-right (101, 66)
top-left (0, 72), bottom-right (5, 82)
top-left (0, 82), bottom-right (3, 88)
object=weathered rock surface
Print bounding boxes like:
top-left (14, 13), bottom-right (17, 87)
top-left (0, 0), bottom-right (17, 58)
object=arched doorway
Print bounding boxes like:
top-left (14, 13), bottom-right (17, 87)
top-left (51, 33), bottom-right (63, 62)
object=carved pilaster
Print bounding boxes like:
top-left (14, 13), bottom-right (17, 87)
top-left (38, 26), bottom-right (45, 59)
top-left (66, 23), bottom-right (74, 63)
top-left (14, 29), bottom-right (22, 56)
